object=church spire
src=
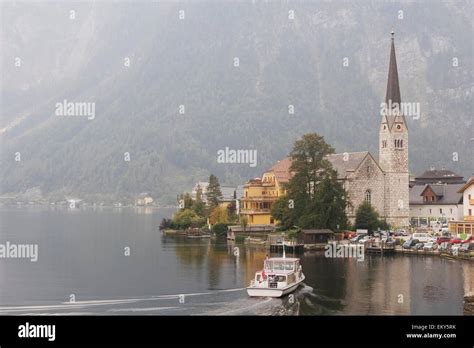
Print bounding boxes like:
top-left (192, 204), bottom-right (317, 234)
top-left (383, 30), bottom-right (406, 130)
top-left (385, 30), bottom-right (401, 105)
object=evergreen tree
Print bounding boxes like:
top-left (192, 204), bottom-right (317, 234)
top-left (206, 174), bottom-right (222, 208)
top-left (355, 201), bottom-right (384, 234)
top-left (193, 185), bottom-right (206, 216)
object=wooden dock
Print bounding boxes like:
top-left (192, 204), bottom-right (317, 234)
top-left (366, 242), bottom-right (396, 255)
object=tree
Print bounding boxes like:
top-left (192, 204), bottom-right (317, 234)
top-left (355, 201), bottom-right (385, 234)
top-left (206, 174), bottom-right (222, 208)
top-left (240, 215), bottom-right (248, 232)
top-left (172, 209), bottom-right (205, 229)
top-left (192, 185), bottom-right (206, 216)
top-left (271, 133), bottom-right (348, 230)
top-left (271, 196), bottom-right (297, 230)
top-left (209, 206), bottom-right (229, 224)
top-left (178, 192), bottom-right (193, 210)
top-left (212, 223), bottom-right (228, 238)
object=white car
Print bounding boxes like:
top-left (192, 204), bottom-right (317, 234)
top-left (412, 233), bottom-right (431, 243)
top-left (423, 242), bottom-right (437, 251)
top-left (358, 236), bottom-right (371, 244)
top-left (451, 244), bottom-right (461, 255)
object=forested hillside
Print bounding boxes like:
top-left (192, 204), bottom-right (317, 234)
top-left (1, 1), bottom-right (472, 203)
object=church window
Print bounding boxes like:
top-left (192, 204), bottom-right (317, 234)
top-left (397, 124), bottom-right (402, 130)
top-left (429, 209), bottom-right (432, 214)
top-left (382, 140), bottom-right (387, 148)
top-left (450, 209), bottom-right (453, 214)
top-left (394, 139), bottom-right (403, 148)
top-left (367, 166), bottom-right (372, 176)
top-left (383, 125), bottom-right (387, 130)
top-left (365, 190), bottom-right (371, 204)
top-left (440, 208), bottom-right (443, 214)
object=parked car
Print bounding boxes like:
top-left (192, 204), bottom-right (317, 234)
top-left (459, 243), bottom-right (473, 253)
top-left (449, 237), bottom-right (463, 244)
top-left (461, 236), bottom-right (474, 244)
top-left (436, 236), bottom-right (451, 245)
top-left (423, 241), bottom-right (437, 251)
top-left (358, 236), bottom-right (371, 244)
top-left (412, 233), bottom-right (431, 243)
top-left (451, 244), bottom-right (462, 255)
top-left (350, 235), bottom-right (365, 243)
top-left (403, 239), bottom-right (419, 249)
top-left (414, 243), bottom-right (424, 250)
top-left (438, 242), bottom-right (451, 252)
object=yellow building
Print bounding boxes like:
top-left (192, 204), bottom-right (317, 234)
top-left (449, 177), bottom-right (474, 236)
top-left (240, 158), bottom-right (291, 225)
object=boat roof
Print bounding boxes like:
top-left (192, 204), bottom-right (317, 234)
top-left (267, 257), bottom-right (300, 262)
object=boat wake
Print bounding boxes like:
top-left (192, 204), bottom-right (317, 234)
top-left (0, 284), bottom-right (327, 316)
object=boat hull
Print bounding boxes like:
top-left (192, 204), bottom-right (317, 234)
top-left (246, 275), bottom-right (305, 298)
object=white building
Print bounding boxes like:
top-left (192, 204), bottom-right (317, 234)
top-left (409, 183), bottom-right (463, 227)
top-left (459, 177), bottom-right (474, 220)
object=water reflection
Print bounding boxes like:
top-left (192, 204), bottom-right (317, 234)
top-left (0, 207), bottom-right (470, 315)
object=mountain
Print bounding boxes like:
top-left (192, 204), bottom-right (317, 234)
top-left (1, 1), bottom-right (472, 204)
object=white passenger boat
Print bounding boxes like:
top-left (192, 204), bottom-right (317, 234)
top-left (246, 250), bottom-right (305, 298)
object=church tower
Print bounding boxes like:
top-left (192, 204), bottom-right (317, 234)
top-left (379, 31), bottom-right (409, 227)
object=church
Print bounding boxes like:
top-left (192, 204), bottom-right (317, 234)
top-left (240, 32), bottom-right (410, 228)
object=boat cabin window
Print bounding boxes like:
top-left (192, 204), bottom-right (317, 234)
top-left (264, 260), bottom-right (295, 271)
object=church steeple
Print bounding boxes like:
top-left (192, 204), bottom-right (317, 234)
top-left (382, 30), bottom-right (406, 130)
top-left (378, 30), bottom-right (410, 228)
top-left (385, 30), bottom-right (401, 106)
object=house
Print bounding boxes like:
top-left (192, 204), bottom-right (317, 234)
top-left (239, 158), bottom-right (291, 225)
top-left (297, 229), bottom-right (334, 245)
top-left (449, 177), bottom-right (474, 236)
top-left (191, 182), bottom-right (209, 203)
top-left (413, 168), bottom-right (465, 186)
top-left (135, 193), bottom-right (154, 206)
top-left (409, 183), bottom-right (464, 227)
top-left (218, 186), bottom-right (236, 209)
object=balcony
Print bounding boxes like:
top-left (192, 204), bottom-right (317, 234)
top-left (241, 196), bottom-right (277, 202)
top-left (240, 208), bottom-right (271, 214)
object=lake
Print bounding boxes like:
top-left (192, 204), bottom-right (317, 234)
top-left (0, 206), bottom-right (471, 315)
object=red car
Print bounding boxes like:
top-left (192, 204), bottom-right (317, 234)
top-left (461, 236), bottom-right (474, 244)
top-left (436, 237), bottom-right (451, 244)
top-left (449, 238), bottom-right (463, 244)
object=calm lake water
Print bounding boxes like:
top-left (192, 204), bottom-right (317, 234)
top-left (0, 206), bottom-right (472, 315)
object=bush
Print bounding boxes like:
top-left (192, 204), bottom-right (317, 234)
top-left (212, 223), bottom-right (228, 238)
top-left (172, 209), bottom-right (206, 229)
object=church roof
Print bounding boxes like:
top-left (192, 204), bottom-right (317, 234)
top-left (383, 31), bottom-right (407, 130)
top-left (326, 151), bottom-right (373, 179)
top-left (268, 151), bottom-right (375, 183)
top-left (269, 157), bottom-right (293, 183)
